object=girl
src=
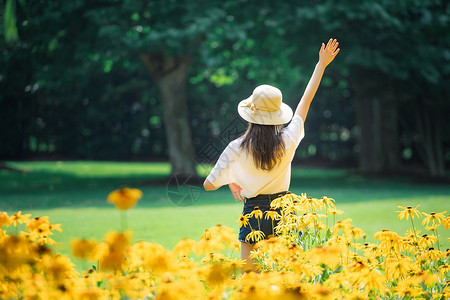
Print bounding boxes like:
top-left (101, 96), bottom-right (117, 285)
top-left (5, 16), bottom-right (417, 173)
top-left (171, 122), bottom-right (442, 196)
top-left (203, 39), bottom-right (340, 272)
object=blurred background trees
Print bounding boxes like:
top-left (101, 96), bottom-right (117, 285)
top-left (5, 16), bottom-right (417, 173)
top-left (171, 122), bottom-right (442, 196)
top-left (1, 0), bottom-right (449, 178)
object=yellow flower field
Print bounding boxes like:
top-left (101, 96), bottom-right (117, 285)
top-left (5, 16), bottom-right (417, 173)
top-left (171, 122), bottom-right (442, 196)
top-left (0, 191), bottom-right (448, 299)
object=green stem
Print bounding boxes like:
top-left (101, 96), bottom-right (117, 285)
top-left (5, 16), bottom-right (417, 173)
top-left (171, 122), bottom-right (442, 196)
top-left (121, 211), bottom-right (127, 231)
top-left (307, 230), bottom-right (311, 250)
top-left (272, 219), bottom-right (274, 236)
top-left (410, 217), bottom-right (416, 234)
top-left (434, 228), bottom-right (440, 251)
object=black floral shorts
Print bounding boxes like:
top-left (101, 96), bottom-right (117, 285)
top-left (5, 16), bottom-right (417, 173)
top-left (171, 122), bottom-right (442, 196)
top-left (238, 192), bottom-right (286, 245)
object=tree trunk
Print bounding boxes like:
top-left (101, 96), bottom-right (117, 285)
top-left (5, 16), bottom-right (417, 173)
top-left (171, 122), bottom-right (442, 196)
top-left (355, 94), bottom-right (379, 173)
top-left (353, 71), bottom-right (400, 174)
top-left (414, 99), bottom-right (445, 178)
top-left (140, 53), bottom-right (197, 177)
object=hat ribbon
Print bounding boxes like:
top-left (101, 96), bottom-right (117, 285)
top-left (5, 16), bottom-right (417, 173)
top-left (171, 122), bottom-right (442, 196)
top-left (241, 101), bottom-right (278, 115)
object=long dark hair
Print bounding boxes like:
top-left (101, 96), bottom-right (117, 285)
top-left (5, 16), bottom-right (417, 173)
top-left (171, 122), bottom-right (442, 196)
top-left (240, 123), bottom-right (285, 171)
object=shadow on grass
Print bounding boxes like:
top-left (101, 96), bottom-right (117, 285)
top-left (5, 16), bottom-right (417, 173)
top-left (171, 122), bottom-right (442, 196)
top-left (1, 162), bottom-right (449, 211)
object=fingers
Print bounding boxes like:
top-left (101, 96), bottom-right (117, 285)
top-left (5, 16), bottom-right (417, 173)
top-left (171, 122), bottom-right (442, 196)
top-left (320, 43), bottom-right (325, 52)
top-left (333, 48), bottom-right (340, 56)
top-left (325, 38), bottom-right (339, 51)
top-left (237, 192), bottom-right (244, 202)
top-left (234, 193), bottom-right (244, 202)
top-left (332, 41), bottom-right (338, 51)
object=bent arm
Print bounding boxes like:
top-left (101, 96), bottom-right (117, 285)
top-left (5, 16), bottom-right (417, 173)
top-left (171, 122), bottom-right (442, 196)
top-left (295, 39), bottom-right (340, 122)
top-left (203, 179), bottom-right (219, 191)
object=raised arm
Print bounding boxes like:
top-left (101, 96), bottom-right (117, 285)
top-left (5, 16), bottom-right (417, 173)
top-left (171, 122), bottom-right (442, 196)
top-left (295, 39), bottom-right (340, 122)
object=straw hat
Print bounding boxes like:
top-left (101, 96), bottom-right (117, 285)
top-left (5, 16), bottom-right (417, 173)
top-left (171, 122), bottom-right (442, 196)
top-left (237, 85), bottom-right (293, 125)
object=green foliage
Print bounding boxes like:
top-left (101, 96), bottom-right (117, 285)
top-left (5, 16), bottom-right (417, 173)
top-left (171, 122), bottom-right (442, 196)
top-left (0, 0), bottom-right (449, 174)
top-left (3, 0), bottom-right (19, 44)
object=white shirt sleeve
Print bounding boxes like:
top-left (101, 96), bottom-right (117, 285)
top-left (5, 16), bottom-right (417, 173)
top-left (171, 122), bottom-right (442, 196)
top-left (282, 114), bottom-right (305, 148)
top-left (206, 143), bottom-right (235, 187)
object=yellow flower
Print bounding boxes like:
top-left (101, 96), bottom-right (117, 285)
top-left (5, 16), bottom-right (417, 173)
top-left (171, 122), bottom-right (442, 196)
top-left (304, 196), bottom-right (321, 211)
top-left (307, 246), bottom-right (342, 268)
top-left (425, 224), bottom-right (440, 231)
top-left (397, 205), bottom-right (422, 220)
top-left (327, 208), bottom-right (344, 216)
top-left (91, 231), bottom-right (132, 271)
top-left (408, 270), bottom-right (439, 286)
top-left (37, 235), bottom-right (56, 245)
top-left (331, 218), bottom-right (352, 235)
top-left (374, 229), bottom-right (401, 250)
top-left (10, 211), bottom-right (32, 227)
top-left (374, 229), bottom-right (399, 241)
top-left (104, 230), bottom-right (132, 253)
top-left (444, 249), bottom-right (450, 258)
top-left (245, 230), bottom-right (265, 243)
top-left (107, 187), bottom-right (143, 210)
top-left (264, 209), bottom-right (280, 221)
top-left (209, 224), bottom-right (236, 247)
top-left (349, 226), bottom-right (365, 240)
top-left (362, 269), bottom-right (386, 292)
top-left (173, 238), bottom-right (196, 257)
top-left (421, 211), bottom-right (447, 226)
top-left (156, 276), bottom-right (204, 300)
top-left (0, 235), bottom-right (37, 272)
top-left (71, 238), bottom-right (98, 259)
top-left (41, 254), bottom-right (77, 282)
top-left (437, 264), bottom-right (449, 277)
top-left (270, 194), bottom-right (288, 209)
top-left (320, 196), bottom-right (336, 209)
top-left (443, 215), bottom-right (450, 229)
top-left (203, 262), bottom-right (231, 286)
top-left (49, 222), bottom-right (62, 232)
top-left (237, 214), bottom-right (249, 228)
top-left (393, 283), bottom-right (424, 298)
top-left (77, 287), bottom-right (108, 300)
top-left (195, 230), bottom-right (225, 255)
top-left (405, 228), bottom-right (421, 240)
top-left (418, 234), bottom-right (437, 248)
top-left (0, 212), bottom-right (11, 228)
top-left (201, 252), bottom-right (226, 264)
top-left (25, 216), bottom-right (51, 235)
top-left (231, 241), bottom-right (240, 252)
top-left (420, 247), bottom-right (442, 261)
top-left (249, 206), bottom-right (263, 219)
top-left (384, 256), bottom-right (413, 281)
top-left (201, 229), bottom-right (211, 241)
top-left (100, 249), bottom-right (126, 271)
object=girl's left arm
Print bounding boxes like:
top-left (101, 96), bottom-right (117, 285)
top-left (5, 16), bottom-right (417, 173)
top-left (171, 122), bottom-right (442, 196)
top-left (228, 182), bottom-right (244, 202)
top-left (203, 179), bottom-right (219, 191)
top-left (203, 180), bottom-right (244, 202)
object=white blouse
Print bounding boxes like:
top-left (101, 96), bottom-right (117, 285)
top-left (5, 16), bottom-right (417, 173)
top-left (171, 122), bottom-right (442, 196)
top-left (206, 114), bottom-right (305, 198)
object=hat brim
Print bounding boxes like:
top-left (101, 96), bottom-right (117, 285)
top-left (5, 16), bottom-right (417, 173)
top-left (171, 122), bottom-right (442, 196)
top-left (237, 97), bottom-right (293, 125)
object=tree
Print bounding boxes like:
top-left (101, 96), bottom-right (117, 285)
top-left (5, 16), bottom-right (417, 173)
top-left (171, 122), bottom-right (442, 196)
top-left (2, 0), bottom-right (448, 179)
top-left (293, 0), bottom-right (449, 176)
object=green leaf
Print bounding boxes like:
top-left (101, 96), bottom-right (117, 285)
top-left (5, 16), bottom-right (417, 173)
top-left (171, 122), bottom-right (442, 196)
top-left (4, 0), bottom-right (19, 44)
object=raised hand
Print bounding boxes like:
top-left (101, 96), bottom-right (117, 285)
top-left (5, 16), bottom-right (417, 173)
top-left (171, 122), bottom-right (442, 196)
top-left (319, 38), bottom-right (340, 67)
top-left (228, 182), bottom-right (244, 202)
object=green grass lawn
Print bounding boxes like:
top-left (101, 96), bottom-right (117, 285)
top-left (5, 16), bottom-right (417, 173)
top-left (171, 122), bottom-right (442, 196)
top-left (1, 161), bottom-right (449, 263)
